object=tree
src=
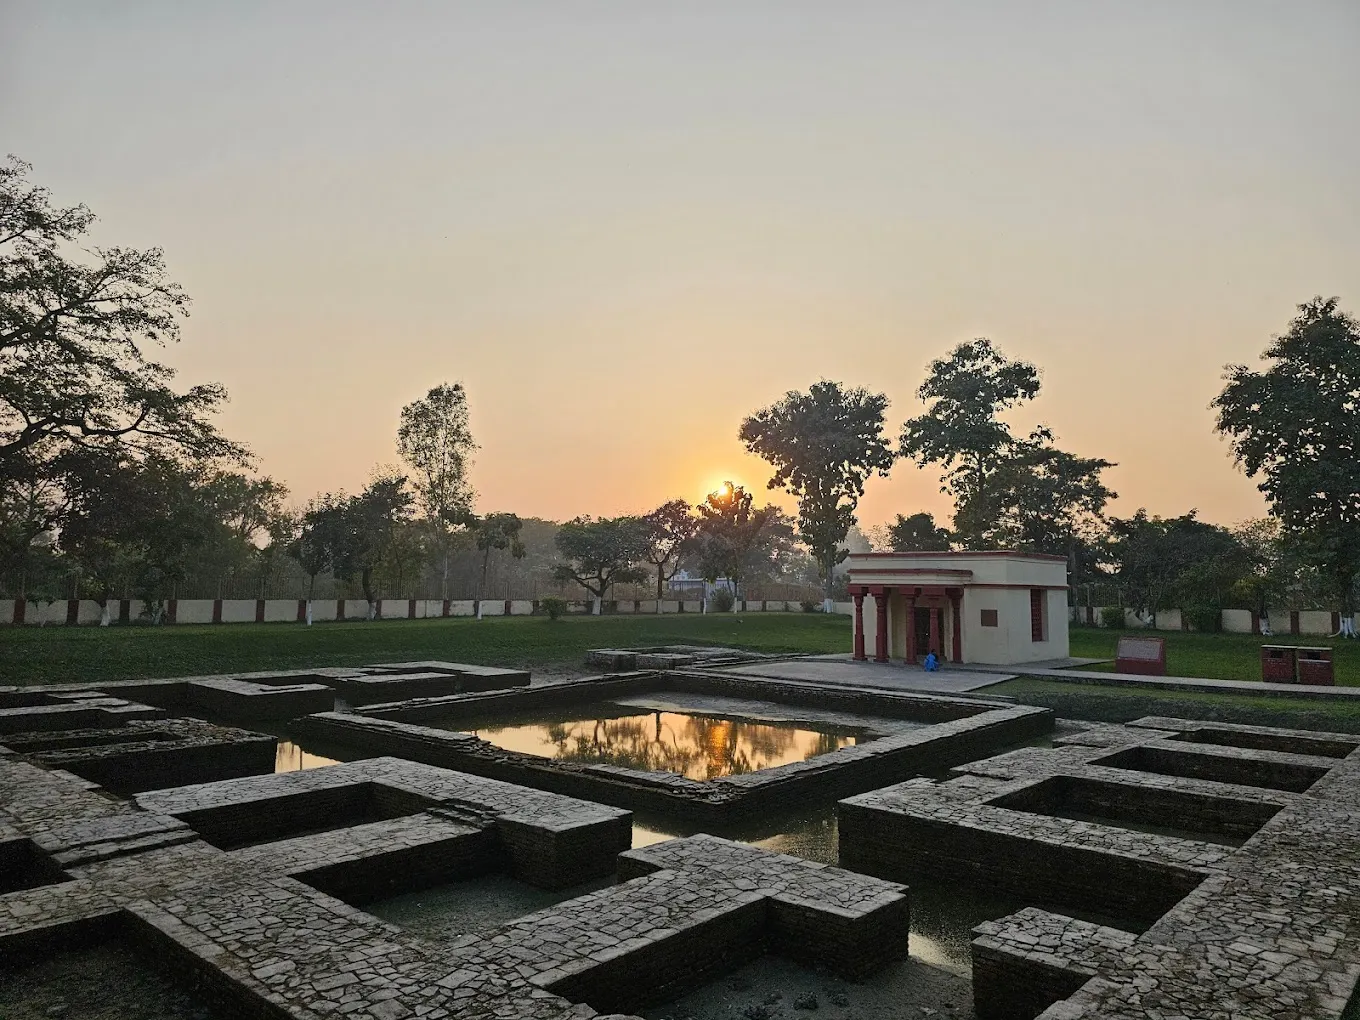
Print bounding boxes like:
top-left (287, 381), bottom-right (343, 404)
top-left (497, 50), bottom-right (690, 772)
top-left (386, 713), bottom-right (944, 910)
top-left (899, 339), bottom-right (1042, 547)
top-left (292, 501), bottom-right (337, 616)
top-left (256, 507), bottom-right (301, 599)
top-left (551, 516), bottom-right (649, 608)
top-left (739, 381), bottom-right (893, 602)
top-left (738, 507), bottom-right (804, 585)
top-left (1109, 510), bottom-right (1245, 629)
top-left (0, 156), bottom-right (246, 484)
top-left (311, 472), bottom-right (412, 617)
top-left (473, 512), bottom-right (527, 613)
top-left (692, 483), bottom-right (777, 595)
top-left (58, 453), bottom-right (220, 623)
top-left (886, 512), bottom-right (953, 552)
top-left (642, 499), bottom-right (699, 602)
top-left (1213, 297), bottom-right (1360, 635)
top-left (397, 382), bottom-right (476, 599)
top-left (990, 440), bottom-right (1116, 588)
top-left (1230, 518), bottom-right (1297, 632)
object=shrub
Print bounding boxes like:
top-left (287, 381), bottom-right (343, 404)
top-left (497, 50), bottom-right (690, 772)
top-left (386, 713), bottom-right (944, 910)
top-left (1184, 604), bottom-right (1222, 633)
top-left (800, 599), bottom-right (821, 613)
top-left (1100, 606), bottom-right (1125, 629)
top-left (539, 596), bottom-right (567, 621)
top-left (709, 588), bottom-right (735, 613)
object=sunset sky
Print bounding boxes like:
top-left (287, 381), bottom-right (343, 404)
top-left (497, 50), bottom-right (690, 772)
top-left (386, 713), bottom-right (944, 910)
top-left (3, 2), bottom-right (1357, 532)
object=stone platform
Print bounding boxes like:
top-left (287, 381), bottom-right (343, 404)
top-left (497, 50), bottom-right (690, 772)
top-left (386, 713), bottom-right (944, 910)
top-left (1, 716), bottom-right (277, 795)
top-left (0, 660), bottom-right (532, 724)
top-left (293, 670), bottom-right (1053, 821)
top-left (1, 750), bottom-right (910, 1020)
top-left (839, 717), bottom-right (1360, 1019)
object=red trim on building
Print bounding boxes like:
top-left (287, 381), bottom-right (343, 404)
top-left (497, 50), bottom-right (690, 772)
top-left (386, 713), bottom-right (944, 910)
top-left (847, 550), bottom-right (1069, 562)
top-left (958, 583), bottom-right (1069, 591)
top-left (852, 595), bottom-right (866, 661)
top-left (873, 590), bottom-right (889, 662)
top-left (951, 591), bottom-right (963, 661)
top-left (904, 595), bottom-right (917, 662)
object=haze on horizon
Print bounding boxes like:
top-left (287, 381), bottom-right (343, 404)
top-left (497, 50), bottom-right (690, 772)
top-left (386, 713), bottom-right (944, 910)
top-left (3, 1), bottom-right (1357, 532)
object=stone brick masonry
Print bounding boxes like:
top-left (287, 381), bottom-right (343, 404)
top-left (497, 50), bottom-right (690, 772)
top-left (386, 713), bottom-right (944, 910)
top-left (1, 749), bottom-right (910, 1020)
top-left (839, 716), bottom-right (1360, 1019)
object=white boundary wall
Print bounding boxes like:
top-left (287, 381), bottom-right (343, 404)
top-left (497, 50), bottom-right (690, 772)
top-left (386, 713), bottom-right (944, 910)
top-left (3, 595), bottom-right (1357, 635)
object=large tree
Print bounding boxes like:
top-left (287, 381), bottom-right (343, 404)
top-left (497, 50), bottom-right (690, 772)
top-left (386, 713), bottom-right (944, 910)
top-left (552, 516), bottom-right (649, 609)
top-left (0, 156), bottom-right (245, 483)
top-left (58, 453), bottom-right (222, 623)
top-left (473, 512), bottom-right (527, 613)
top-left (1213, 297), bottom-right (1360, 634)
top-left (1109, 510), bottom-right (1246, 629)
top-left (885, 512), bottom-right (953, 552)
top-left (692, 483), bottom-right (777, 595)
top-left (397, 382), bottom-right (476, 599)
top-left (307, 472), bottom-right (412, 617)
top-left (740, 381), bottom-right (893, 603)
top-left (642, 498), bottom-right (699, 602)
top-left (990, 440), bottom-right (1116, 585)
top-left (899, 339), bottom-right (1041, 547)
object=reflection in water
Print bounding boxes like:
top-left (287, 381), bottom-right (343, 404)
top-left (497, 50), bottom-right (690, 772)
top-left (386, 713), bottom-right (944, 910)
top-left (274, 740), bottom-right (341, 773)
top-left (468, 710), bottom-right (859, 781)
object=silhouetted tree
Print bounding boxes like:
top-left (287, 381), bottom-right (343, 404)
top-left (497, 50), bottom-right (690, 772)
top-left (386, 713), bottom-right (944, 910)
top-left (552, 516), bottom-right (649, 608)
top-left (642, 499), bottom-right (699, 602)
top-left (1213, 297), bottom-right (1360, 633)
top-left (740, 381), bottom-right (893, 602)
top-left (886, 512), bottom-right (953, 552)
top-left (397, 382), bottom-right (476, 599)
top-left (899, 339), bottom-right (1041, 546)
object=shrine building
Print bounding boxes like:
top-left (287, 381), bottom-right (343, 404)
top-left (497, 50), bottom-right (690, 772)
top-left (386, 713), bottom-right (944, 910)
top-left (845, 550), bottom-right (1070, 666)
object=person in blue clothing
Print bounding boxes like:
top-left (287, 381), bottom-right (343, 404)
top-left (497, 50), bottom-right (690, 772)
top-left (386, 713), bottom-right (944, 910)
top-left (922, 649), bottom-right (940, 672)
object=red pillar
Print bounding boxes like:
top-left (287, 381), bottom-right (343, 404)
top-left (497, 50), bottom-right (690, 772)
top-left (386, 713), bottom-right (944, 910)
top-left (852, 595), bottom-right (866, 661)
top-left (873, 590), bottom-right (890, 663)
top-left (904, 598), bottom-right (917, 663)
top-left (927, 607), bottom-right (941, 660)
top-left (951, 592), bottom-right (963, 663)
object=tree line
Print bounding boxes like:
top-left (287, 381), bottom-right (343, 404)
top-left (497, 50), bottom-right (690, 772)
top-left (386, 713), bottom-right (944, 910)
top-left (3, 157), bottom-right (1358, 628)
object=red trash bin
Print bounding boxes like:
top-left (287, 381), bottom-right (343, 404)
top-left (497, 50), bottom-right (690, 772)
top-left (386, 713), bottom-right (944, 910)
top-left (1296, 647), bottom-right (1334, 686)
top-left (1260, 645), bottom-right (1297, 683)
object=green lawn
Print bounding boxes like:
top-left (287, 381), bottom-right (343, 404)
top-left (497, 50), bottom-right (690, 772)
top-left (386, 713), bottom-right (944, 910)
top-left (0, 612), bottom-right (853, 686)
top-left (1068, 627), bottom-right (1360, 686)
top-left (984, 676), bottom-right (1360, 733)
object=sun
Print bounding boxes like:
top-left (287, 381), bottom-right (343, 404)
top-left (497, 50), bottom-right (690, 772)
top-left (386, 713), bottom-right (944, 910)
top-left (705, 478), bottom-right (736, 500)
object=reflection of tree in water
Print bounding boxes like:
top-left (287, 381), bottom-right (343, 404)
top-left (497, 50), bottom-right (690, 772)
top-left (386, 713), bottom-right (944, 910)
top-left (535, 711), bottom-right (852, 780)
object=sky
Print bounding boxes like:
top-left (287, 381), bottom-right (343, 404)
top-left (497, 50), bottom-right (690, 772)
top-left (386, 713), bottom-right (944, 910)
top-left (3, 1), bottom-right (1358, 532)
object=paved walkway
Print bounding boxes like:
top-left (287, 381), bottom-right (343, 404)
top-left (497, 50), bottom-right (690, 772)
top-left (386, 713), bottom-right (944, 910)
top-left (718, 656), bottom-right (1016, 695)
top-left (719, 654), bottom-right (1360, 702)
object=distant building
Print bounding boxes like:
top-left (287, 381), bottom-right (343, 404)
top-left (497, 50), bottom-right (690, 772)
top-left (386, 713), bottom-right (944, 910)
top-left (846, 551), bottom-right (1069, 666)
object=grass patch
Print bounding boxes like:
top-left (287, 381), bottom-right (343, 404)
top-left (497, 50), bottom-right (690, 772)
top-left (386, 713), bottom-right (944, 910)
top-left (984, 676), bottom-right (1360, 733)
top-left (0, 612), bottom-right (852, 686)
top-left (1068, 627), bottom-right (1360, 686)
